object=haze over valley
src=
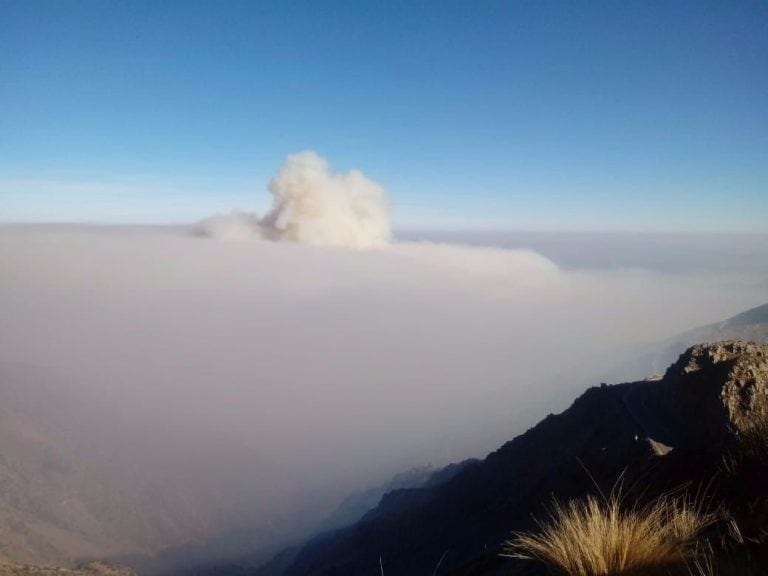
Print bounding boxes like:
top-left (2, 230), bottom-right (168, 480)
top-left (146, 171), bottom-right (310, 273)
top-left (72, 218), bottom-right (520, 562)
top-left (1, 159), bottom-right (766, 570)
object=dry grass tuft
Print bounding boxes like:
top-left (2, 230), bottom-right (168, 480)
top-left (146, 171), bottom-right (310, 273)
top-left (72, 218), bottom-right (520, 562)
top-left (504, 493), bottom-right (714, 576)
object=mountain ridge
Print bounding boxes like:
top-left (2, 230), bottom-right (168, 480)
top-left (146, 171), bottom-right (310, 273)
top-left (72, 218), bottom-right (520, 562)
top-left (255, 340), bottom-right (768, 576)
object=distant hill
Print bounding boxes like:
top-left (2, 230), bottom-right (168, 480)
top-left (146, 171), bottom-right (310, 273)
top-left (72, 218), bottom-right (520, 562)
top-left (646, 303), bottom-right (768, 373)
top-left (609, 302), bottom-right (768, 382)
top-left (251, 341), bottom-right (768, 576)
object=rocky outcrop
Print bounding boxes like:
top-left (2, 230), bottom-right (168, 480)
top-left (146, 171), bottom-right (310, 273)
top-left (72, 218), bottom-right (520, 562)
top-left (663, 341), bottom-right (768, 446)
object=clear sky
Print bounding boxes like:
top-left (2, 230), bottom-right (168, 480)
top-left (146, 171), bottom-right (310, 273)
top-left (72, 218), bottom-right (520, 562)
top-left (1, 1), bottom-right (767, 232)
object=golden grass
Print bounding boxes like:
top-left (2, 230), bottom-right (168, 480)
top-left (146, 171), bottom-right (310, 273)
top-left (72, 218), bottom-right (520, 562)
top-left (504, 493), bottom-right (714, 576)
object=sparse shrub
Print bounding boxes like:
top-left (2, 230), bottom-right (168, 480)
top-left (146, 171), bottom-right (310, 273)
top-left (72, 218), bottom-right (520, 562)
top-left (504, 493), bottom-right (714, 576)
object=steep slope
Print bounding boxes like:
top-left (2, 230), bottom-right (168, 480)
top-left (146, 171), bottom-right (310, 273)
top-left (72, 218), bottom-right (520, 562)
top-left (261, 341), bottom-right (768, 576)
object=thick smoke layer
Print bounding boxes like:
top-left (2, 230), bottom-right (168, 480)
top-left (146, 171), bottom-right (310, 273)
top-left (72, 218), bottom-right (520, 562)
top-left (200, 151), bottom-right (391, 248)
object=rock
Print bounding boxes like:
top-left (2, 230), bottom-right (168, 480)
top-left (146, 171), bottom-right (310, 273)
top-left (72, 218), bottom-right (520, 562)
top-left (663, 341), bottom-right (768, 446)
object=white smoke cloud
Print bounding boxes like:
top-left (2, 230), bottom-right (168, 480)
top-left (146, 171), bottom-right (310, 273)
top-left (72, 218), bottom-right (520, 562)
top-left (200, 151), bottom-right (391, 249)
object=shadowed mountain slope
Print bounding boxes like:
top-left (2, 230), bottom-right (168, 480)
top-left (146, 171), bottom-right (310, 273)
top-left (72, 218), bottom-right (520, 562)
top-left (257, 341), bottom-right (768, 576)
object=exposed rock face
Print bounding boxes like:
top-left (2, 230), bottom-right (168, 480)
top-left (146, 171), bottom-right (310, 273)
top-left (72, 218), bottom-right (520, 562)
top-left (664, 341), bottom-right (768, 446)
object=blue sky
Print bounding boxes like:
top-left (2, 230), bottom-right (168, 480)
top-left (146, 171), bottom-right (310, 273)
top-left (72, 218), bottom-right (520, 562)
top-left (1, 1), bottom-right (767, 231)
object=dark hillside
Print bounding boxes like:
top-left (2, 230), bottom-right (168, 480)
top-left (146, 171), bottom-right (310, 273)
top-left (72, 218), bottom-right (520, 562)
top-left (263, 342), bottom-right (768, 576)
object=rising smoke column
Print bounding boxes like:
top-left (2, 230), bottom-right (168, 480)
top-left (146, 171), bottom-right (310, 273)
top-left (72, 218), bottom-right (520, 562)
top-left (262, 151), bottom-right (391, 248)
top-left (200, 151), bottom-right (391, 249)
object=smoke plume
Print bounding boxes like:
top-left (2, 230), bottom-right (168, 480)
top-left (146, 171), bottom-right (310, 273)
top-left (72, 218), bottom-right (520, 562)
top-left (200, 151), bottom-right (391, 249)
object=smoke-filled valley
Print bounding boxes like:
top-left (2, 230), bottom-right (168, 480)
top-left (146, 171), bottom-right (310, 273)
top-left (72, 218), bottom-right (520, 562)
top-left (2, 179), bottom-right (767, 573)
